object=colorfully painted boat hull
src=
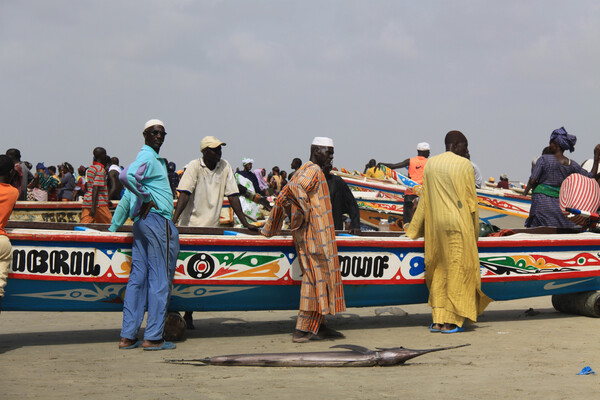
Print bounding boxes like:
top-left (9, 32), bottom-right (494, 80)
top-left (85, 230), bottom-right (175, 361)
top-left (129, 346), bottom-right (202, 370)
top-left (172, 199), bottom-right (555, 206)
top-left (4, 227), bottom-right (600, 312)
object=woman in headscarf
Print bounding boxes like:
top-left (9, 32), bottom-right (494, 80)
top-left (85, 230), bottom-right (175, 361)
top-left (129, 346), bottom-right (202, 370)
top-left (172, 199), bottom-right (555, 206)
top-left (238, 158), bottom-right (262, 194)
top-left (523, 127), bottom-right (600, 228)
top-left (234, 158), bottom-right (270, 226)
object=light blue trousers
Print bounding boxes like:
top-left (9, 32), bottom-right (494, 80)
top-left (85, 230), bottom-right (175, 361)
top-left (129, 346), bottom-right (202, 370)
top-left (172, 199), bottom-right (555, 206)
top-left (120, 212), bottom-right (179, 341)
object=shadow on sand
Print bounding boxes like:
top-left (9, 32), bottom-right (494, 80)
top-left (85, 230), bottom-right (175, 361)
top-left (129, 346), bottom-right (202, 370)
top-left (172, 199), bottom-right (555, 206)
top-left (0, 305), bottom-right (577, 354)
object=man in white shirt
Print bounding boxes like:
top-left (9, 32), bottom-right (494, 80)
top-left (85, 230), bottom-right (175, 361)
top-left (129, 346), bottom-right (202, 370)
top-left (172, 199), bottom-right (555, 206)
top-left (173, 136), bottom-right (254, 229)
top-left (172, 135), bottom-right (256, 328)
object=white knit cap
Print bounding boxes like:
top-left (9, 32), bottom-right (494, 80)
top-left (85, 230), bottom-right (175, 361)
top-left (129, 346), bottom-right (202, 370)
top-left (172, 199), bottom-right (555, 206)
top-left (312, 137), bottom-right (334, 147)
top-left (242, 158), bottom-right (254, 165)
top-left (417, 142), bottom-right (430, 151)
top-left (144, 119), bottom-right (164, 130)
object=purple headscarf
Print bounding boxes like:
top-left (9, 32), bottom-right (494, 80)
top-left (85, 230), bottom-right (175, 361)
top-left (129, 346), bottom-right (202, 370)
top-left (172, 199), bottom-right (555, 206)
top-left (254, 168), bottom-right (268, 191)
top-left (550, 127), bottom-right (577, 152)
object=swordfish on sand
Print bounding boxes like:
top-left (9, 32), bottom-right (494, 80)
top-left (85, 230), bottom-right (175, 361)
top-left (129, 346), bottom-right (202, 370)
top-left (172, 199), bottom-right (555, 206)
top-left (165, 344), bottom-right (470, 367)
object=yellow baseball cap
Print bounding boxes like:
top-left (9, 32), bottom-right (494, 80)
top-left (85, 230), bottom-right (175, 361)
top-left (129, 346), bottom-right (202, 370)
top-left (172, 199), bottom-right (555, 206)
top-left (200, 136), bottom-right (226, 150)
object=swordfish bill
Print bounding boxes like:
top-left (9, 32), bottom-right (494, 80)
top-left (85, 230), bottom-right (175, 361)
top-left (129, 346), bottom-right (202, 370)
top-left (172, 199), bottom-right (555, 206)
top-left (165, 344), bottom-right (470, 367)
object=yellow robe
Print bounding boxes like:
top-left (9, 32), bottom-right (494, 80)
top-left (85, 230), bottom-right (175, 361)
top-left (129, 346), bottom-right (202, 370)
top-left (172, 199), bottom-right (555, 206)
top-left (406, 151), bottom-right (492, 325)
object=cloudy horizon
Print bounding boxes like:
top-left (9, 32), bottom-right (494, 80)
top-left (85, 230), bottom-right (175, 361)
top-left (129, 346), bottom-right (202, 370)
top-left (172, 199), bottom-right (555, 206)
top-left (3, 1), bottom-right (600, 183)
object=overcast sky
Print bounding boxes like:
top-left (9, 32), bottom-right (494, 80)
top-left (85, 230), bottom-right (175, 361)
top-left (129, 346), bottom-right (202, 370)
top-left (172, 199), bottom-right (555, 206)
top-left (2, 1), bottom-right (600, 183)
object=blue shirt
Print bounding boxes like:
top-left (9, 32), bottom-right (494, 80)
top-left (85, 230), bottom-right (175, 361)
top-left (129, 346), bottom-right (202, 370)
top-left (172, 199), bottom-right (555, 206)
top-left (120, 145), bottom-right (174, 221)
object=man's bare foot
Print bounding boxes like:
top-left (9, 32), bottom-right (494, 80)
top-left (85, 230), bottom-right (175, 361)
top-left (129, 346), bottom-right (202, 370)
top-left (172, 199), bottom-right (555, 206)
top-left (118, 337), bottom-right (140, 349)
top-left (143, 339), bottom-right (163, 348)
top-left (142, 339), bottom-right (176, 350)
top-left (440, 323), bottom-right (465, 333)
top-left (292, 330), bottom-right (313, 343)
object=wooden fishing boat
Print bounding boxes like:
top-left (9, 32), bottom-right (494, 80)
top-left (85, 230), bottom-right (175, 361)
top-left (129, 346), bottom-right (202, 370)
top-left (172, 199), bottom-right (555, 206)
top-left (335, 171), bottom-right (531, 229)
top-left (3, 221), bottom-right (600, 317)
top-left (336, 173), bottom-right (408, 230)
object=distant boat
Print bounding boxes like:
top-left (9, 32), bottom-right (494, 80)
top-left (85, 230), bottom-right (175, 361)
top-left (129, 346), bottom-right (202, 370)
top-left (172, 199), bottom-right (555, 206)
top-left (333, 171), bottom-right (531, 230)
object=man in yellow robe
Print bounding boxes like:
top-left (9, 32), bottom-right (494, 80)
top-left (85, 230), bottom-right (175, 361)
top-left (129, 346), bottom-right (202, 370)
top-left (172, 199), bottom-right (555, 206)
top-left (406, 130), bottom-right (492, 333)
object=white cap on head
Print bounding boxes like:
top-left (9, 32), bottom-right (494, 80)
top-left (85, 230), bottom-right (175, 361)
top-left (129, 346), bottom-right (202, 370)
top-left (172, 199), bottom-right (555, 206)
top-left (417, 142), bottom-right (430, 151)
top-left (312, 137), bottom-right (334, 147)
top-left (144, 119), bottom-right (164, 130)
top-left (242, 158), bottom-right (254, 165)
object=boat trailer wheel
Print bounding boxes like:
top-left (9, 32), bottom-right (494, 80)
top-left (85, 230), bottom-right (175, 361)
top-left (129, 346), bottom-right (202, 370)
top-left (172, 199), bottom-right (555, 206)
top-left (551, 291), bottom-right (600, 318)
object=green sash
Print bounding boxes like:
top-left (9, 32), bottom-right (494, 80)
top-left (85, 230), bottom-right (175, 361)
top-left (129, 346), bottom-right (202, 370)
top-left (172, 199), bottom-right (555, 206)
top-left (532, 183), bottom-right (560, 198)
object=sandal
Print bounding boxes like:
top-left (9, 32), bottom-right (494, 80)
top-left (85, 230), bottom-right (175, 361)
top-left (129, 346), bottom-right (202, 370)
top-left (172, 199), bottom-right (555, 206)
top-left (441, 325), bottom-right (465, 334)
top-left (119, 338), bottom-right (142, 350)
top-left (143, 340), bottom-right (177, 351)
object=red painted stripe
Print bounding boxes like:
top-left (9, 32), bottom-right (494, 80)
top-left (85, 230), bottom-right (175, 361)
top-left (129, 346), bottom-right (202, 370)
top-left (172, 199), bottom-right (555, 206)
top-left (482, 270), bottom-right (600, 282)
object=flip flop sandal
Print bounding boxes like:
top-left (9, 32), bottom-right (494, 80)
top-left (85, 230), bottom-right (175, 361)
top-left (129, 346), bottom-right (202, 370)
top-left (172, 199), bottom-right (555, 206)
top-left (119, 340), bottom-right (142, 350)
top-left (441, 326), bottom-right (465, 334)
top-left (143, 341), bottom-right (177, 351)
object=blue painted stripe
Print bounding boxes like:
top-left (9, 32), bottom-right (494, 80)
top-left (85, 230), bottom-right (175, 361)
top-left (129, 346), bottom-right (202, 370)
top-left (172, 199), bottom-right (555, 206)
top-left (5, 277), bottom-right (600, 312)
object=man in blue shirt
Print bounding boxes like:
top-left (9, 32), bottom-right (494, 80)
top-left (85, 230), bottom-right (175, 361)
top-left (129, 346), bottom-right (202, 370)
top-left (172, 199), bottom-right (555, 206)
top-left (116, 119), bottom-right (180, 351)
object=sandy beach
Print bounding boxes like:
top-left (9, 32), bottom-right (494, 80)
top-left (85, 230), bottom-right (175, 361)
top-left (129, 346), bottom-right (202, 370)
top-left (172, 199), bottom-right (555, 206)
top-left (1, 296), bottom-right (598, 400)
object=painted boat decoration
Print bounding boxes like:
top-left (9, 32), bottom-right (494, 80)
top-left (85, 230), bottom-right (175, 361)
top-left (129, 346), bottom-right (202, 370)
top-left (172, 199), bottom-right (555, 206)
top-left (477, 188), bottom-right (531, 227)
top-left (4, 222), bottom-right (600, 313)
top-left (352, 191), bottom-right (404, 231)
top-left (334, 171), bottom-right (531, 229)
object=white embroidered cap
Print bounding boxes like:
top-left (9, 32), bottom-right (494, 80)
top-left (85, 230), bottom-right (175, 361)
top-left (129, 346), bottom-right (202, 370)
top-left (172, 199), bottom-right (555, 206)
top-left (144, 119), bottom-right (164, 130)
top-left (417, 142), bottom-right (430, 151)
top-left (311, 137), bottom-right (334, 147)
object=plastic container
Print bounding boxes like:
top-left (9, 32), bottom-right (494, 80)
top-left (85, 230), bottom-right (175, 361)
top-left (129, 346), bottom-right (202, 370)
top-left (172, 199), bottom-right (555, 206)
top-left (378, 218), bottom-right (390, 232)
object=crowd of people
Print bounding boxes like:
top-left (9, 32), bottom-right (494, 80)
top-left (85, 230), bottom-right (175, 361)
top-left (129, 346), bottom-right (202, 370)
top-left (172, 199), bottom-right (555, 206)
top-left (3, 149), bottom-right (298, 206)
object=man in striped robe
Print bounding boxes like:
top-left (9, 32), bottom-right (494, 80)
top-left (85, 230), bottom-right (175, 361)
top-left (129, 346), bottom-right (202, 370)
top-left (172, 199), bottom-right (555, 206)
top-left (406, 131), bottom-right (492, 333)
top-left (262, 137), bottom-right (346, 343)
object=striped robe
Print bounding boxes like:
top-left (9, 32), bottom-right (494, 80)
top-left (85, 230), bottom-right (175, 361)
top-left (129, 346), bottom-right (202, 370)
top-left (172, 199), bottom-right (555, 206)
top-left (406, 151), bottom-right (492, 326)
top-left (262, 162), bottom-right (345, 333)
